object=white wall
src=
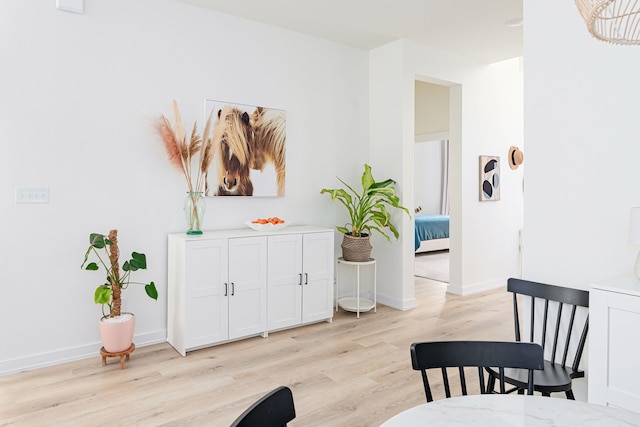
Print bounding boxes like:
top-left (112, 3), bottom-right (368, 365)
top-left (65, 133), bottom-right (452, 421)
top-left (0, 0), bottom-right (368, 374)
top-left (0, 0), bottom-right (528, 375)
top-left (415, 81), bottom-right (450, 138)
top-left (370, 39), bottom-right (524, 308)
top-left (523, 1), bottom-right (640, 286)
top-left (414, 141), bottom-right (444, 214)
top-left (523, 2), bottom-right (640, 401)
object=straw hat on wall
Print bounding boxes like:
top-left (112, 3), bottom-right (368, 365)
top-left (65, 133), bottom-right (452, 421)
top-left (508, 146), bottom-right (524, 170)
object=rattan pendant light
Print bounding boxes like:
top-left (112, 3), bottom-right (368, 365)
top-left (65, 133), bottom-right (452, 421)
top-left (575, 0), bottom-right (640, 44)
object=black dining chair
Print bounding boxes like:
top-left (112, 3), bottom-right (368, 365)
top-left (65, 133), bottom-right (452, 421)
top-left (486, 278), bottom-right (589, 399)
top-left (230, 386), bottom-right (296, 427)
top-left (410, 340), bottom-right (544, 402)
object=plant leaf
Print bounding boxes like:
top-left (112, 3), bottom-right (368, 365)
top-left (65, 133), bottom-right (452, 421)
top-left (90, 233), bottom-right (106, 249)
top-left (145, 282), bottom-right (158, 300)
top-left (336, 226), bottom-right (350, 234)
top-left (361, 163), bottom-right (374, 191)
top-left (370, 178), bottom-right (396, 189)
top-left (94, 285), bottom-right (111, 304)
top-left (127, 252), bottom-right (147, 271)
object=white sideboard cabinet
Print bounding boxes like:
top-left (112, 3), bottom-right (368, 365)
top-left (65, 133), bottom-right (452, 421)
top-left (589, 275), bottom-right (640, 413)
top-left (267, 231), bottom-right (334, 330)
top-left (168, 226), bottom-right (334, 356)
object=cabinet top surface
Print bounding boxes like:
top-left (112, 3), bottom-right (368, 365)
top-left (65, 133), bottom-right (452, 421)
top-left (169, 225), bottom-right (334, 240)
top-left (591, 274), bottom-right (640, 297)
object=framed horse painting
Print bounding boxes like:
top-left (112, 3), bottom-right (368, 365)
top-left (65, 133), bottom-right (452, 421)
top-left (204, 99), bottom-right (286, 197)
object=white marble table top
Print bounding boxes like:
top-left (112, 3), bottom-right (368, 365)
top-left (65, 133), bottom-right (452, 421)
top-left (380, 394), bottom-right (640, 426)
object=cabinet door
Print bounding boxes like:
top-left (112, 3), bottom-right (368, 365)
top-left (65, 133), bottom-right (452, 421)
top-left (589, 288), bottom-right (640, 411)
top-left (267, 234), bottom-right (303, 330)
top-left (228, 236), bottom-right (267, 340)
top-left (185, 238), bottom-right (229, 348)
top-left (302, 232), bottom-right (334, 323)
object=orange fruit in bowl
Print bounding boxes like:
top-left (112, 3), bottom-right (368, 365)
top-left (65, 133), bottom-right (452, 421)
top-left (250, 217), bottom-right (285, 226)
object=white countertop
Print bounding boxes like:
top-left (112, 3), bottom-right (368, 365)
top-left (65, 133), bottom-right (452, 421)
top-left (591, 274), bottom-right (640, 297)
top-left (380, 394), bottom-right (640, 426)
top-left (168, 225), bottom-right (333, 240)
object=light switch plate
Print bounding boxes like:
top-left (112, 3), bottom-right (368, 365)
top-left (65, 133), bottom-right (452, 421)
top-left (56, 0), bottom-right (84, 14)
top-left (16, 187), bottom-right (49, 204)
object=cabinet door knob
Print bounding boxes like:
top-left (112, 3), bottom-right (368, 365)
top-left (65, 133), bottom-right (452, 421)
top-left (224, 282), bottom-right (228, 296)
top-left (231, 282), bottom-right (235, 296)
top-left (299, 273), bottom-right (302, 286)
top-left (305, 273), bottom-right (308, 285)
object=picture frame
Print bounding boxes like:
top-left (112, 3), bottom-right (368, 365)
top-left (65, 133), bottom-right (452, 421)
top-left (479, 155), bottom-right (500, 201)
top-left (204, 99), bottom-right (286, 197)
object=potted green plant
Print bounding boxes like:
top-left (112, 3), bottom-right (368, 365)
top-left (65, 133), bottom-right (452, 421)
top-left (81, 229), bottom-right (158, 353)
top-left (321, 163), bottom-right (410, 261)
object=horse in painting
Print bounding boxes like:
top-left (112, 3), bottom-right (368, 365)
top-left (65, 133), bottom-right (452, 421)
top-left (250, 107), bottom-right (286, 196)
top-left (207, 105), bottom-right (286, 196)
top-left (209, 105), bottom-right (254, 196)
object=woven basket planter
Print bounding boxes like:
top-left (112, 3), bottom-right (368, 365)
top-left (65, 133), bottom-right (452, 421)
top-left (341, 233), bottom-right (372, 262)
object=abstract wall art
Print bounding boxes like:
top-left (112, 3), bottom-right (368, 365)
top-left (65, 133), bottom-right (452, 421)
top-left (479, 155), bottom-right (500, 201)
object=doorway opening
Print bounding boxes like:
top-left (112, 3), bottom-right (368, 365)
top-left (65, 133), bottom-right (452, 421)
top-left (414, 81), bottom-right (451, 285)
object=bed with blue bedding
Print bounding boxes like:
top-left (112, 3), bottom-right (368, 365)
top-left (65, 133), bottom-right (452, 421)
top-left (414, 214), bottom-right (450, 252)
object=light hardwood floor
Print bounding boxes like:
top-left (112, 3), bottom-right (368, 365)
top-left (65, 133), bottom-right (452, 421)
top-left (0, 278), bottom-right (513, 426)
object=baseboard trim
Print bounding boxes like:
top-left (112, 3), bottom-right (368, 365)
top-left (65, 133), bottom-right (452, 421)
top-left (376, 293), bottom-right (417, 311)
top-left (446, 278), bottom-right (505, 296)
top-left (0, 330), bottom-right (167, 376)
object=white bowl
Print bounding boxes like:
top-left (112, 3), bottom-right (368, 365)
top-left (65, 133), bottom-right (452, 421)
top-left (244, 219), bottom-right (289, 231)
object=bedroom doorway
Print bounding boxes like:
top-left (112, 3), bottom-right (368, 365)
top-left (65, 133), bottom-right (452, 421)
top-left (414, 138), bottom-right (450, 284)
top-left (414, 81), bottom-right (450, 285)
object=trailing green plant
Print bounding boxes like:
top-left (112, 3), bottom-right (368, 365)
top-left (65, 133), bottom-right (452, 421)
top-left (320, 164), bottom-right (410, 242)
top-left (81, 229), bottom-right (158, 319)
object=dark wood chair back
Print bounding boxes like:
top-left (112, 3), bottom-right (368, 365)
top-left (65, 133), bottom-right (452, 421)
top-left (508, 278), bottom-right (589, 378)
top-left (230, 386), bottom-right (296, 427)
top-left (410, 340), bottom-right (544, 402)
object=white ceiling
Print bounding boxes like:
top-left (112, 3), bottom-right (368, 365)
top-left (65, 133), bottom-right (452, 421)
top-left (175, 0), bottom-right (523, 64)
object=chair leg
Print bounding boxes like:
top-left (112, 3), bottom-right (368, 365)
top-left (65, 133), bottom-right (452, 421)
top-left (542, 392), bottom-right (551, 397)
top-left (565, 390), bottom-right (575, 400)
top-left (517, 388), bottom-right (525, 395)
top-left (487, 375), bottom-right (495, 394)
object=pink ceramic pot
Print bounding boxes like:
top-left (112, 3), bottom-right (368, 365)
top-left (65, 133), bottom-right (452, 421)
top-left (99, 313), bottom-right (135, 353)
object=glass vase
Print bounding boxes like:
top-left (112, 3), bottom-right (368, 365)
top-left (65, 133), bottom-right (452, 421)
top-left (184, 191), bottom-right (205, 235)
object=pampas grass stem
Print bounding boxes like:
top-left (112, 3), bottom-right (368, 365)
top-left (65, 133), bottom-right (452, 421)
top-left (158, 100), bottom-right (215, 196)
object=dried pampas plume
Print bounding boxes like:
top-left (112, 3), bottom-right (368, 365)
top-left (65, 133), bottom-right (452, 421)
top-left (197, 111), bottom-right (215, 193)
top-left (156, 100), bottom-right (214, 195)
top-left (157, 115), bottom-right (182, 172)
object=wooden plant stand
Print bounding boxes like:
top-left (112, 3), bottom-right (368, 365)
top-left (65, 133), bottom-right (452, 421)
top-left (100, 343), bottom-right (135, 369)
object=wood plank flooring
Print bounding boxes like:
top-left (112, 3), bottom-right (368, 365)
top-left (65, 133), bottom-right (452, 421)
top-left (0, 278), bottom-right (513, 426)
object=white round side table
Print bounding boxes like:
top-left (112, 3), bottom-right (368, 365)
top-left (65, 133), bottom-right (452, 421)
top-left (336, 257), bottom-right (376, 318)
